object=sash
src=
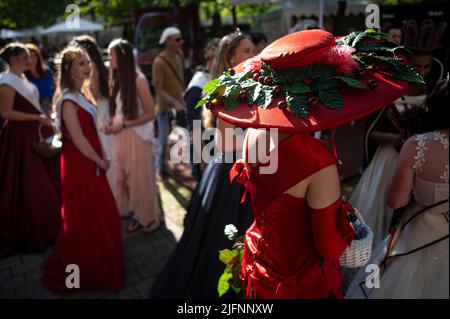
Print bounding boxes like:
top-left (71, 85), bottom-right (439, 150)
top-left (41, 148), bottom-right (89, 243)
top-left (62, 91), bottom-right (97, 121)
top-left (186, 70), bottom-right (209, 92)
top-left (0, 71), bottom-right (43, 113)
top-left (386, 199), bottom-right (449, 260)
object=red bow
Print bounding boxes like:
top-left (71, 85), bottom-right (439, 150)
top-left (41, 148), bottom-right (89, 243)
top-left (230, 160), bottom-right (250, 204)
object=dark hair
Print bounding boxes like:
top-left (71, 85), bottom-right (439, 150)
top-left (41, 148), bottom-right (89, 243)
top-left (71, 35), bottom-right (109, 99)
top-left (0, 42), bottom-right (28, 64)
top-left (249, 32), bottom-right (268, 46)
top-left (24, 43), bottom-right (47, 78)
top-left (424, 76), bottom-right (449, 131)
top-left (382, 22), bottom-right (402, 34)
top-left (403, 19), bottom-right (447, 54)
top-left (108, 39), bottom-right (138, 120)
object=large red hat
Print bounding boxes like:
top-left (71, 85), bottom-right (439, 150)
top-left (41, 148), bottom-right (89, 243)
top-left (199, 29), bottom-right (423, 133)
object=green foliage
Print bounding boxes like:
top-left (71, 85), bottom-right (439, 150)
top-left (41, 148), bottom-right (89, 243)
top-left (218, 224), bottom-right (244, 298)
top-left (197, 29), bottom-right (424, 120)
top-left (0, 0), bottom-right (71, 29)
top-left (335, 76), bottom-right (368, 89)
top-left (287, 93), bottom-right (308, 119)
top-left (319, 88), bottom-right (342, 110)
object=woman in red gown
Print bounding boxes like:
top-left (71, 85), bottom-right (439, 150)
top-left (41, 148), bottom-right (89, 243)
top-left (0, 43), bottom-right (60, 257)
top-left (42, 45), bottom-right (124, 293)
top-left (203, 29), bottom-right (422, 298)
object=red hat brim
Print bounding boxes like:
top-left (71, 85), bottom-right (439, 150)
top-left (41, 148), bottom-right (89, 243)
top-left (209, 30), bottom-right (411, 132)
top-left (210, 71), bottom-right (409, 133)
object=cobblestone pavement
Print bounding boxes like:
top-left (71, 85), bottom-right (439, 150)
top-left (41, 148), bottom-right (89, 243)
top-left (0, 174), bottom-right (193, 299)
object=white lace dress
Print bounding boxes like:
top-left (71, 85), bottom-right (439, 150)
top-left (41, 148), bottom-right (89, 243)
top-left (346, 131), bottom-right (449, 299)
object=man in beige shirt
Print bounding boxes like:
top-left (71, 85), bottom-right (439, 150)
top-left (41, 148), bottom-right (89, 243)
top-left (153, 27), bottom-right (185, 179)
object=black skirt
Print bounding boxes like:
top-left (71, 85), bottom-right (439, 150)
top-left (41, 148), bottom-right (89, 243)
top-left (150, 153), bottom-right (254, 298)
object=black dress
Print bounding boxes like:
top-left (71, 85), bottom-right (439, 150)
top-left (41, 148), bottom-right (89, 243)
top-left (150, 152), bottom-right (253, 298)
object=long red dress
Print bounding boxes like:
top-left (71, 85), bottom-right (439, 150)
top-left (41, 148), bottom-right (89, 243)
top-left (43, 98), bottom-right (124, 293)
top-left (0, 92), bottom-right (61, 257)
top-left (231, 133), bottom-right (355, 299)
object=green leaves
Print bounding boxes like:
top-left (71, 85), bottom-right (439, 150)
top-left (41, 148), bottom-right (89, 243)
top-left (252, 83), bottom-right (264, 102)
top-left (218, 225), bottom-right (244, 298)
top-left (219, 249), bottom-right (234, 265)
top-left (277, 63), bottom-right (335, 82)
top-left (203, 78), bottom-right (220, 94)
top-left (286, 93), bottom-right (308, 119)
top-left (224, 98), bottom-right (242, 110)
top-left (319, 89), bottom-right (342, 110)
top-left (218, 269), bottom-right (233, 298)
top-left (195, 98), bottom-right (208, 109)
top-left (291, 82), bottom-right (311, 94)
top-left (197, 29), bottom-right (422, 121)
top-left (335, 76), bottom-right (368, 89)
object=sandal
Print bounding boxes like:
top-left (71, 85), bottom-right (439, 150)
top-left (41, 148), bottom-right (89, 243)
top-left (142, 220), bottom-right (161, 234)
top-left (127, 221), bottom-right (141, 233)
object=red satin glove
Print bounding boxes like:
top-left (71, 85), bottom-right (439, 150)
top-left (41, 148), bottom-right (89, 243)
top-left (310, 199), bottom-right (356, 261)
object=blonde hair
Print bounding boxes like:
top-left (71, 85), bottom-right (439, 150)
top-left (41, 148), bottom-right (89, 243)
top-left (52, 45), bottom-right (88, 121)
top-left (204, 32), bottom-right (248, 128)
top-left (210, 31), bottom-right (248, 78)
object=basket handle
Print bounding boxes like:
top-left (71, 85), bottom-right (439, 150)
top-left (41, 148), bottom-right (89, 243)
top-left (37, 122), bottom-right (58, 142)
top-left (353, 207), bottom-right (366, 225)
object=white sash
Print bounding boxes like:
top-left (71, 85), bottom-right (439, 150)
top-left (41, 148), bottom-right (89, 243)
top-left (388, 200), bottom-right (449, 257)
top-left (0, 71), bottom-right (43, 113)
top-left (186, 70), bottom-right (210, 92)
top-left (113, 92), bottom-right (154, 144)
top-left (62, 91), bottom-right (97, 121)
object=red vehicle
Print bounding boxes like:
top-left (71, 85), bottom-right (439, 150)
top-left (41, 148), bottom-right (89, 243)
top-left (133, 6), bottom-right (202, 83)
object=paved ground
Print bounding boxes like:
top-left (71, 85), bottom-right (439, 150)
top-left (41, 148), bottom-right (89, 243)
top-left (0, 173), bottom-right (193, 299)
top-left (0, 124), bottom-right (360, 299)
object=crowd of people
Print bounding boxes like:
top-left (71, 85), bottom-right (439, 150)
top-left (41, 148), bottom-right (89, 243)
top-left (0, 19), bottom-right (448, 299)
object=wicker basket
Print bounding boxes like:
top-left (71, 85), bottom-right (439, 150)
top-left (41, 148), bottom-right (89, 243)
top-left (32, 124), bottom-right (62, 159)
top-left (339, 209), bottom-right (373, 268)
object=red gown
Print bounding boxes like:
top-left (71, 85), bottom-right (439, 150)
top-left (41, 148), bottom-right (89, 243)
top-left (231, 133), bottom-right (355, 299)
top-left (43, 101), bottom-right (124, 293)
top-left (0, 92), bottom-right (61, 257)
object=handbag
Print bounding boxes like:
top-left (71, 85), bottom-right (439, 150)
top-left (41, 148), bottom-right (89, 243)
top-left (32, 123), bottom-right (63, 159)
top-left (339, 207), bottom-right (373, 268)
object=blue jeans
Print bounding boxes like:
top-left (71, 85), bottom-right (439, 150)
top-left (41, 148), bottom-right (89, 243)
top-left (156, 111), bottom-right (170, 172)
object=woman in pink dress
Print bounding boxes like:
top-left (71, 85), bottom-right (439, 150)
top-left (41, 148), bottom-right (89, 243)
top-left (106, 39), bottom-right (161, 234)
top-left (42, 45), bottom-right (124, 293)
top-left (0, 43), bottom-right (60, 257)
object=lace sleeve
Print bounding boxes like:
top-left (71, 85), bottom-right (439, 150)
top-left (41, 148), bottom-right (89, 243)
top-left (433, 132), bottom-right (449, 183)
top-left (412, 134), bottom-right (428, 173)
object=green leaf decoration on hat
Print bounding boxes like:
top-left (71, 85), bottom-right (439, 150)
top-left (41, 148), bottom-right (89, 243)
top-left (287, 93), bottom-right (308, 118)
top-left (196, 29), bottom-right (425, 120)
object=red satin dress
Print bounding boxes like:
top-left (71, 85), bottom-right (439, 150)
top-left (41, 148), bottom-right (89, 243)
top-left (43, 102), bottom-right (124, 293)
top-left (230, 133), bottom-right (355, 299)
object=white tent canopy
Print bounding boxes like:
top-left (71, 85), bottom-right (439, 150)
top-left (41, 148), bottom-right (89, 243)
top-left (40, 18), bottom-right (104, 35)
top-left (0, 28), bottom-right (41, 39)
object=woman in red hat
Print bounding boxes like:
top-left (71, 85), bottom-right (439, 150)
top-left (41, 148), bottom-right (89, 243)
top-left (201, 29), bottom-right (422, 298)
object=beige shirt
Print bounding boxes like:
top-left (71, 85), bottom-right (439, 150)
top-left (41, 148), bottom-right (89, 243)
top-left (152, 51), bottom-right (184, 113)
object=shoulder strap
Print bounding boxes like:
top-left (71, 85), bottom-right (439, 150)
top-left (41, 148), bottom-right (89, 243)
top-left (159, 55), bottom-right (185, 89)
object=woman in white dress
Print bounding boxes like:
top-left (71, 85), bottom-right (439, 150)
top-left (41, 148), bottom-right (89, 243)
top-left (349, 20), bottom-right (446, 248)
top-left (346, 78), bottom-right (449, 299)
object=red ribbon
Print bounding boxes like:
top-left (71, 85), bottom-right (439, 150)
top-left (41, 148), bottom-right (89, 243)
top-left (230, 160), bottom-right (250, 204)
